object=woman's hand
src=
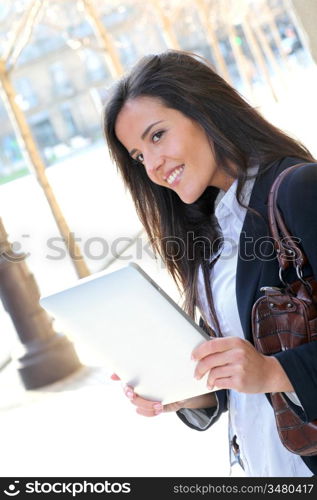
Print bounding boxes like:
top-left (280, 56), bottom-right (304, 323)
top-left (110, 373), bottom-right (217, 416)
top-left (192, 337), bottom-right (294, 394)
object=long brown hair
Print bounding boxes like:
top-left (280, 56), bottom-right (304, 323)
top-left (104, 50), bottom-right (314, 324)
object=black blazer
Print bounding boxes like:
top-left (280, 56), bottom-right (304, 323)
top-left (237, 157), bottom-right (317, 473)
top-left (177, 157), bottom-right (317, 474)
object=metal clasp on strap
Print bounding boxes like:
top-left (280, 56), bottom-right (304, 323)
top-left (278, 265), bottom-right (313, 294)
top-left (296, 265), bottom-right (313, 294)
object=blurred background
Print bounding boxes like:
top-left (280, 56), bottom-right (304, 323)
top-left (0, 0), bottom-right (317, 478)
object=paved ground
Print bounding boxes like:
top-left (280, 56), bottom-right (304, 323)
top-left (0, 359), bottom-right (235, 477)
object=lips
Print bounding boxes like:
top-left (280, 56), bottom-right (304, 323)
top-left (164, 165), bottom-right (185, 185)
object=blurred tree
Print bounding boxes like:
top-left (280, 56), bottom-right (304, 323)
top-left (291, 0), bottom-right (317, 64)
top-left (0, 0), bottom-right (90, 278)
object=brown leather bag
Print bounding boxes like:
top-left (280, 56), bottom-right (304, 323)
top-left (252, 163), bottom-right (317, 456)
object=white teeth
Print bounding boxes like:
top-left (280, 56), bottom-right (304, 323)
top-left (166, 166), bottom-right (184, 185)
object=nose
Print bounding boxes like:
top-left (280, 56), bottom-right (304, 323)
top-left (144, 150), bottom-right (164, 177)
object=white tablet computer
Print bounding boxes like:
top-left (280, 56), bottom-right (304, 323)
top-left (40, 262), bottom-right (215, 404)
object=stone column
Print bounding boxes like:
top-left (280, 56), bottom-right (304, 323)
top-left (0, 218), bottom-right (82, 389)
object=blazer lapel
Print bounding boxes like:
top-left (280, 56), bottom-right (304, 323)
top-left (236, 162), bottom-right (284, 341)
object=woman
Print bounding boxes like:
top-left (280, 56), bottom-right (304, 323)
top-left (104, 50), bottom-right (317, 476)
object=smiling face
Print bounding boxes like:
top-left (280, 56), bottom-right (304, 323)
top-left (115, 96), bottom-right (233, 204)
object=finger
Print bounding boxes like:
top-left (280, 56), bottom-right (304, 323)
top-left (123, 385), bottom-right (163, 413)
top-left (191, 339), bottom-right (214, 362)
top-left (207, 365), bottom-right (233, 390)
top-left (123, 385), bottom-right (135, 401)
top-left (210, 377), bottom-right (233, 390)
top-left (192, 337), bottom-right (240, 361)
top-left (110, 373), bottom-right (121, 381)
top-left (132, 394), bottom-right (163, 414)
top-left (136, 407), bottom-right (163, 417)
top-left (194, 350), bottom-right (232, 380)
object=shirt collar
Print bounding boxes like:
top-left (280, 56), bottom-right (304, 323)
top-left (214, 166), bottom-right (259, 225)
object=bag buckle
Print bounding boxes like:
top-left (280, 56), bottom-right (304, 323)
top-left (278, 266), bottom-right (313, 295)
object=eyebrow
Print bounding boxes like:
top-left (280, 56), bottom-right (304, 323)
top-left (129, 120), bottom-right (164, 157)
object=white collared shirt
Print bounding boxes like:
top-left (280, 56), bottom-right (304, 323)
top-left (196, 170), bottom-right (312, 477)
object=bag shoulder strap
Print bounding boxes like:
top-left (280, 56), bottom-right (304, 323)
top-left (267, 162), bottom-right (308, 280)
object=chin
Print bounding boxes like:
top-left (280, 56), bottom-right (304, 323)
top-left (179, 197), bottom-right (200, 205)
top-left (178, 189), bottom-right (203, 205)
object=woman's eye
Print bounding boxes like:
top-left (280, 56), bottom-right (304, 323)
top-left (135, 153), bottom-right (144, 163)
top-left (152, 131), bottom-right (164, 142)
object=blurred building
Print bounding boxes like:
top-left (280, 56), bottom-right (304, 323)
top-left (0, 0), bottom-right (312, 184)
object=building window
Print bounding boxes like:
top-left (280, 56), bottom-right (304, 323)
top-left (14, 77), bottom-right (38, 110)
top-left (49, 62), bottom-right (74, 97)
top-left (1, 134), bottom-right (23, 163)
top-left (60, 105), bottom-right (78, 136)
top-left (31, 118), bottom-right (59, 149)
top-left (84, 49), bottom-right (109, 82)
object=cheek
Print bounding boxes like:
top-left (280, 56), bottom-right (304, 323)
top-left (177, 141), bottom-right (193, 163)
top-left (186, 132), bottom-right (207, 160)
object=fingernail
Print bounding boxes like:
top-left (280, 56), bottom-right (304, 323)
top-left (194, 373), bottom-right (200, 380)
top-left (126, 390), bottom-right (134, 400)
top-left (153, 403), bottom-right (163, 411)
top-left (207, 384), bottom-right (214, 391)
top-left (154, 408), bottom-right (163, 415)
